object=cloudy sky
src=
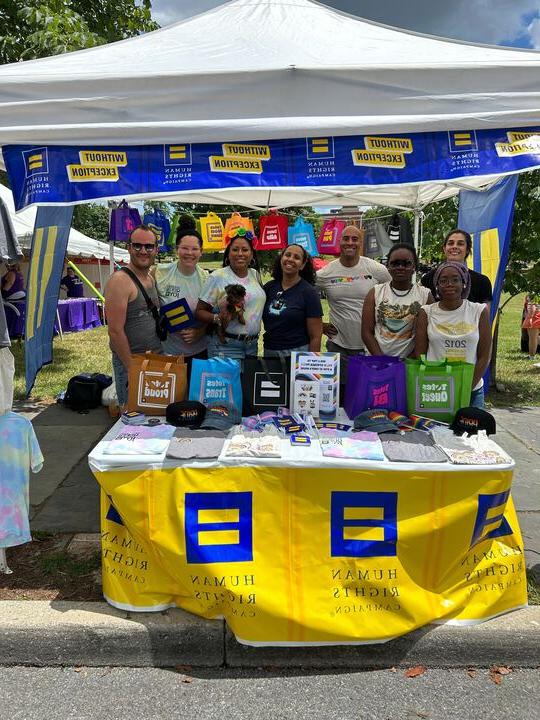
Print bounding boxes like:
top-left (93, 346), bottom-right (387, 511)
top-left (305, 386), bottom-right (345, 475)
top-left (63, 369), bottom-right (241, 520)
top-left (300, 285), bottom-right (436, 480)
top-left (151, 0), bottom-right (540, 49)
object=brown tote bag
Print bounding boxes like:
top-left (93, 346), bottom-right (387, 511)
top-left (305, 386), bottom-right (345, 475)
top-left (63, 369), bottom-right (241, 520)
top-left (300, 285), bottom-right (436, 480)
top-left (127, 352), bottom-right (186, 415)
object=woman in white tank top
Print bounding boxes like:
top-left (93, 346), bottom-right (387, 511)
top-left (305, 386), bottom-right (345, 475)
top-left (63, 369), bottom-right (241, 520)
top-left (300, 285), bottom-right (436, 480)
top-left (414, 261), bottom-right (491, 407)
top-left (362, 243), bottom-right (433, 358)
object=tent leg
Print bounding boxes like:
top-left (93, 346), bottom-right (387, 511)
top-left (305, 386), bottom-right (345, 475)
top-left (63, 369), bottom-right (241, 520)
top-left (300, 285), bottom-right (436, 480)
top-left (56, 308), bottom-right (64, 340)
top-left (413, 209), bottom-right (421, 252)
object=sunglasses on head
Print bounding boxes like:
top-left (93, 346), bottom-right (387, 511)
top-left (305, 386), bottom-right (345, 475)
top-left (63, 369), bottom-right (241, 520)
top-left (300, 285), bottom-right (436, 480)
top-left (130, 242), bottom-right (156, 252)
top-left (388, 259), bottom-right (413, 268)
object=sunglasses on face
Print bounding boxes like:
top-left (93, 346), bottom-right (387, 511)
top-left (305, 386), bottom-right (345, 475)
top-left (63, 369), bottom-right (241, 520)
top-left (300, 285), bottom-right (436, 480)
top-left (388, 259), bottom-right (413, 268)
top-left (437, 277), bottom-right (463, 286)
top-left (130, 242), bottom-right (156, 253)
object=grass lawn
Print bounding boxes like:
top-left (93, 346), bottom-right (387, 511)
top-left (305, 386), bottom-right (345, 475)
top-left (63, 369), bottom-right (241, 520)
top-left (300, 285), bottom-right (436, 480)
top-left (11, 292), bottom-right (539, 406)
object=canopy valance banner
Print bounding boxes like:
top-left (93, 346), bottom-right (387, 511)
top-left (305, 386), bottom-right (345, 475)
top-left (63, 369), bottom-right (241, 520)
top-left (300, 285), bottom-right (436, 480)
top-left (4, 127), bottom-right (540, 211)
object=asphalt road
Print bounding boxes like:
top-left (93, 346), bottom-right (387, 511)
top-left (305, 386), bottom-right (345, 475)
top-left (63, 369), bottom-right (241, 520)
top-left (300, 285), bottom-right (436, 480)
top-left (2, 666), bottom-right (539, 720)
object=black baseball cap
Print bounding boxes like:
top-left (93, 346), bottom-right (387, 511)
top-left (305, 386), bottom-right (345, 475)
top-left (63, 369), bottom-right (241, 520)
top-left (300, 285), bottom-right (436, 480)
top-left (166, 401), bottom-right (206, 428)
top-left (450, 407), bottom-right (496, 436)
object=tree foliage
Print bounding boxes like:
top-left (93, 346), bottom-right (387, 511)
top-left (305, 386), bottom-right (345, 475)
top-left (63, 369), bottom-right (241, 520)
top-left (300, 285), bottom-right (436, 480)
top-left (72, 203), bottom-right (109, 242)
top-left (0, 1), bottom-right (158, 64)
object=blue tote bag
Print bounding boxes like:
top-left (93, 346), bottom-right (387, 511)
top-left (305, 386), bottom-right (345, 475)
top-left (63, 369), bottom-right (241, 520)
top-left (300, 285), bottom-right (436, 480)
top-left (288, 217), bottom-right (319, 257)
top-left (188, 357), bottom-right (243, 413)
top-left (143, 207), bottom-right (171, 252)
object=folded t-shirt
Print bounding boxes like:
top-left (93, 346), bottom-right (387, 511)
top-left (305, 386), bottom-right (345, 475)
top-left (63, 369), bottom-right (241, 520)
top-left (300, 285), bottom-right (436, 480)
top-left (166, 429), bottom-right (226, 459)
top-left (381, 430), bottom-right (447, 463)
top-left (104, 423), bottom-right (176, 455)
top-left (320, 431), bottom-right (385, 461)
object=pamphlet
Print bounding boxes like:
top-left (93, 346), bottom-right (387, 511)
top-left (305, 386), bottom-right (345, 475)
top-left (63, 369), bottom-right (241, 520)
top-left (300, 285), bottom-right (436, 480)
top-left (290, 351), bottom-right (340, 419)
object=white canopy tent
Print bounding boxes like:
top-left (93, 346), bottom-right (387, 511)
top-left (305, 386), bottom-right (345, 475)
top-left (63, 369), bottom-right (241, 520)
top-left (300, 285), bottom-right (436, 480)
top-left (0, 0), bottom-right (538, 212)
top-left (0, 184), bottom-right (128, 262)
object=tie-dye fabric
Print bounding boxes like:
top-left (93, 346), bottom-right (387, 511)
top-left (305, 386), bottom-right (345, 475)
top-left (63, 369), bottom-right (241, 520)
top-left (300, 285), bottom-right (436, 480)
top-left (0, 412), bottom-right (43, 548)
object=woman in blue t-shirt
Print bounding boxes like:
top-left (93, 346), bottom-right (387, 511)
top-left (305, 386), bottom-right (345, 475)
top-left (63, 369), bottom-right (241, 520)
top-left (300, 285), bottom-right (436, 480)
top-left (263, 244), bottom-right (323, 357)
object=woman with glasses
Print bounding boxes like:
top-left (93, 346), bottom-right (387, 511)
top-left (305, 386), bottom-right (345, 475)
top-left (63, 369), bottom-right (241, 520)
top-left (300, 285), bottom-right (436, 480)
top-left (262, 244), bottom-right (323, 357)
top-left (362, 243), bottom-right (433, 358)
top-left (414, 261), bottom-right (491, 408)
top-left (196, 230), bottom-right (265, 360)
top-left (154, 216), bottom-right (208, 376)
top-left (421, 228), bottom-right (492, 306)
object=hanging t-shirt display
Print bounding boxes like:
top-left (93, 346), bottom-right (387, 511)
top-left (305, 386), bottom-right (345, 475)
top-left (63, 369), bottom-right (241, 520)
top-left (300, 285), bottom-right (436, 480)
top-left (0, 412), bottom-right (43, 548)
top-left (155, 262), bottom-right (208, 357)
top-left (373, 282), bottom-right (431, 358)
top-left (315, 257), bottom-right (391, 349)
top-left (262, 279), bottom-right (322, 351)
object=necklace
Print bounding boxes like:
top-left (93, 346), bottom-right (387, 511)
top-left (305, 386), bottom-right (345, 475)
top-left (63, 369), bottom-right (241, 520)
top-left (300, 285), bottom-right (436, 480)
top-left (390, 283), bottom-right (413, 297)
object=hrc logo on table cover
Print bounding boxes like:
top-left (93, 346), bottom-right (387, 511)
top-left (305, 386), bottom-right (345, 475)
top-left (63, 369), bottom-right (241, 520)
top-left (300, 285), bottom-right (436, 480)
top-left (184, 490), bottom-right (513, 564)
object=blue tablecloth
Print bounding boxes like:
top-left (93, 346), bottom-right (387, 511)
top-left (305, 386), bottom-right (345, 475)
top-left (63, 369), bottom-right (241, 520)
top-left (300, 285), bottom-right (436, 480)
top-left (4, 298), bottom-right (102, 338)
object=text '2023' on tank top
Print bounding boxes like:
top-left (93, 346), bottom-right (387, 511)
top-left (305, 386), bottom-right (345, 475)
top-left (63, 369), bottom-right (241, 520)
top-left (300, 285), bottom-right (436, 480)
top-left (424, 299), bottom-right (485, 389)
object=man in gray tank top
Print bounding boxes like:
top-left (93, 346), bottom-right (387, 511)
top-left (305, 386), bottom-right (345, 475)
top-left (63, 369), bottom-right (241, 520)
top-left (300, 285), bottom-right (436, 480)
top-left (104, 225), bottom-right (162, 408)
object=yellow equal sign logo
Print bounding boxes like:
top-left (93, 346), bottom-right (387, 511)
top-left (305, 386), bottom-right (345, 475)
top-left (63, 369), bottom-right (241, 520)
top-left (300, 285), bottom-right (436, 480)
top-left (169, 145), bottom-right (187, 159)
top-left (28, 153), bottom-right (43, 170)
top-left (24, 147), bottom-right (49, 177)
top-left (306, 137), bottom-right (334, 159)
top-left (448, 130), bottom-right (477, 152)
top-left (164, 143), bottom-right (192, 166)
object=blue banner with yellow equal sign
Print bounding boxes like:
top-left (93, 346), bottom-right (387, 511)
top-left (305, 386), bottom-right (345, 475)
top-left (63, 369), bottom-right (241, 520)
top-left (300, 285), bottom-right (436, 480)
top-left (458, 175), bottom-right (519, 323)
top-left (25, 206), bottom-right (74, 395)
top-left (3, 127), bottom-right (539, 210)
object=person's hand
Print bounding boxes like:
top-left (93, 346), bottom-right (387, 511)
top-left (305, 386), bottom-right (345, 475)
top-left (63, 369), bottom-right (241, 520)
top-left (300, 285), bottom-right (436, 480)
top-left (323, 322), bottom-right (338, 338)
top-left (179, 326), bottom-right (206, 344)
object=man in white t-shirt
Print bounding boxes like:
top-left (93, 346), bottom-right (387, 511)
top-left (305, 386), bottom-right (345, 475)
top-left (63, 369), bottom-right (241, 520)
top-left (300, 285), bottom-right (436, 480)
top-left (315, 225), bottom-right (391, 380)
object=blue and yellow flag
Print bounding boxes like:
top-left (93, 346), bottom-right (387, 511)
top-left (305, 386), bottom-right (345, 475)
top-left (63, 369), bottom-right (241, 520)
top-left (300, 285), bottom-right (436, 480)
top-left (25, 206), bottom-right (74, 395)
top-left (458, 175), bottom-right (518, 323)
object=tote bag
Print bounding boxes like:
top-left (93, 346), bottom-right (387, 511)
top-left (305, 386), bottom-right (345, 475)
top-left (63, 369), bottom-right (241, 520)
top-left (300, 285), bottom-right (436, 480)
top-left (288, 217), bottom-right (319, 257)
top-left (256, 212), bottom-right (288, 250)
top-left (189, 357), bottom-right (242, 413)
top-left (317, 219), bottom-right (346, 255)
top-left (405, 356), bottom-right (474, 423)
top-left (143, 208), bottom-right (171, 252)
top-left (127, 352), bottom-right (186, 415)
top-left (109, 200), bottom-right (141, 242)
top-left (224, 212), bottom-right (255, 244)
top-left (242, 356), bottom-right (290, 415)
top-left (344, 355), bottom-right (407, 419)
top-left (200, 212), bottom-right (225, 251)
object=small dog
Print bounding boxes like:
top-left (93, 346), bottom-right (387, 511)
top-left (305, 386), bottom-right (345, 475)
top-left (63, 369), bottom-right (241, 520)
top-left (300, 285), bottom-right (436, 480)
top-left (217, 284), bottom-right (246, 342)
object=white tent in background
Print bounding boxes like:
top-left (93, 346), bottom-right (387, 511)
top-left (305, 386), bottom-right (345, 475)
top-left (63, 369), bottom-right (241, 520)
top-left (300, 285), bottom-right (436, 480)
top-left (0, 184), bottom-right (128, 263)
top-left (0, 183), bottom-right (128, 295)
top-left (0, 0), bottom-right (538, 211)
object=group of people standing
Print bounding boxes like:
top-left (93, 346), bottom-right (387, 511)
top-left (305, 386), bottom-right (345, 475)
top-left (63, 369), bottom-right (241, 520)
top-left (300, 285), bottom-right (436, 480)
top-left (105, 219), bottom-right (493, 410)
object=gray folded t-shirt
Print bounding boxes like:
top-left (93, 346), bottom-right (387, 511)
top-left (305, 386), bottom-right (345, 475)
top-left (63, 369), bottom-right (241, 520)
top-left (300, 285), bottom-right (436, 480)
top-left (381, 430), bottom-right (447, 463)
top-left (166, 429), bottom-right (227, 460)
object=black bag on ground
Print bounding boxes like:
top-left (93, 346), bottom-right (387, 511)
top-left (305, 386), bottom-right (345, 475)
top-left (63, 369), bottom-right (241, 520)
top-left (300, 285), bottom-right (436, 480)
top-left (242, 356), bottom-right (290, 416)
top-left (64, 373), bottom-right (107, 412)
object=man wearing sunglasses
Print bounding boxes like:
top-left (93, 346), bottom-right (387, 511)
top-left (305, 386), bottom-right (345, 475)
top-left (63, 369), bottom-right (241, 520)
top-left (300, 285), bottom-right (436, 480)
top-left (104, 225), bottom-right (163, 409)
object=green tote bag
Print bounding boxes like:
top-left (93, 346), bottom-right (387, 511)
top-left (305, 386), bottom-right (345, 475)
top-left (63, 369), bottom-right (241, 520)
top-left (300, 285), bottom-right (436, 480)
top-left (405, 356), bottom-right (475, 423)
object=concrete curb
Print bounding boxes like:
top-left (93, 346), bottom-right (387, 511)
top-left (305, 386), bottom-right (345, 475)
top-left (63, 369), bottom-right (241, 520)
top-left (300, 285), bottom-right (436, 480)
top-left (1, 602), bottom-right (539, 668)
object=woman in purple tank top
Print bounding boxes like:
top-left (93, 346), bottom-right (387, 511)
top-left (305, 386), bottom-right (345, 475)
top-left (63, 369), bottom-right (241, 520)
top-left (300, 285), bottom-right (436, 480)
top-left (1, 263), bottom-right (26, 301)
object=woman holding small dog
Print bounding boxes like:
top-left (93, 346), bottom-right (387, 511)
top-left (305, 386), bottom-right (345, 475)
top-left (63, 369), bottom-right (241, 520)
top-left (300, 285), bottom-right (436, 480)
top-left (154, 216), bottom-right (209, 373)
top-left (263, 244), bottom-right (323, 356)
top-left (196, 230), bottom-right (265, 359)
